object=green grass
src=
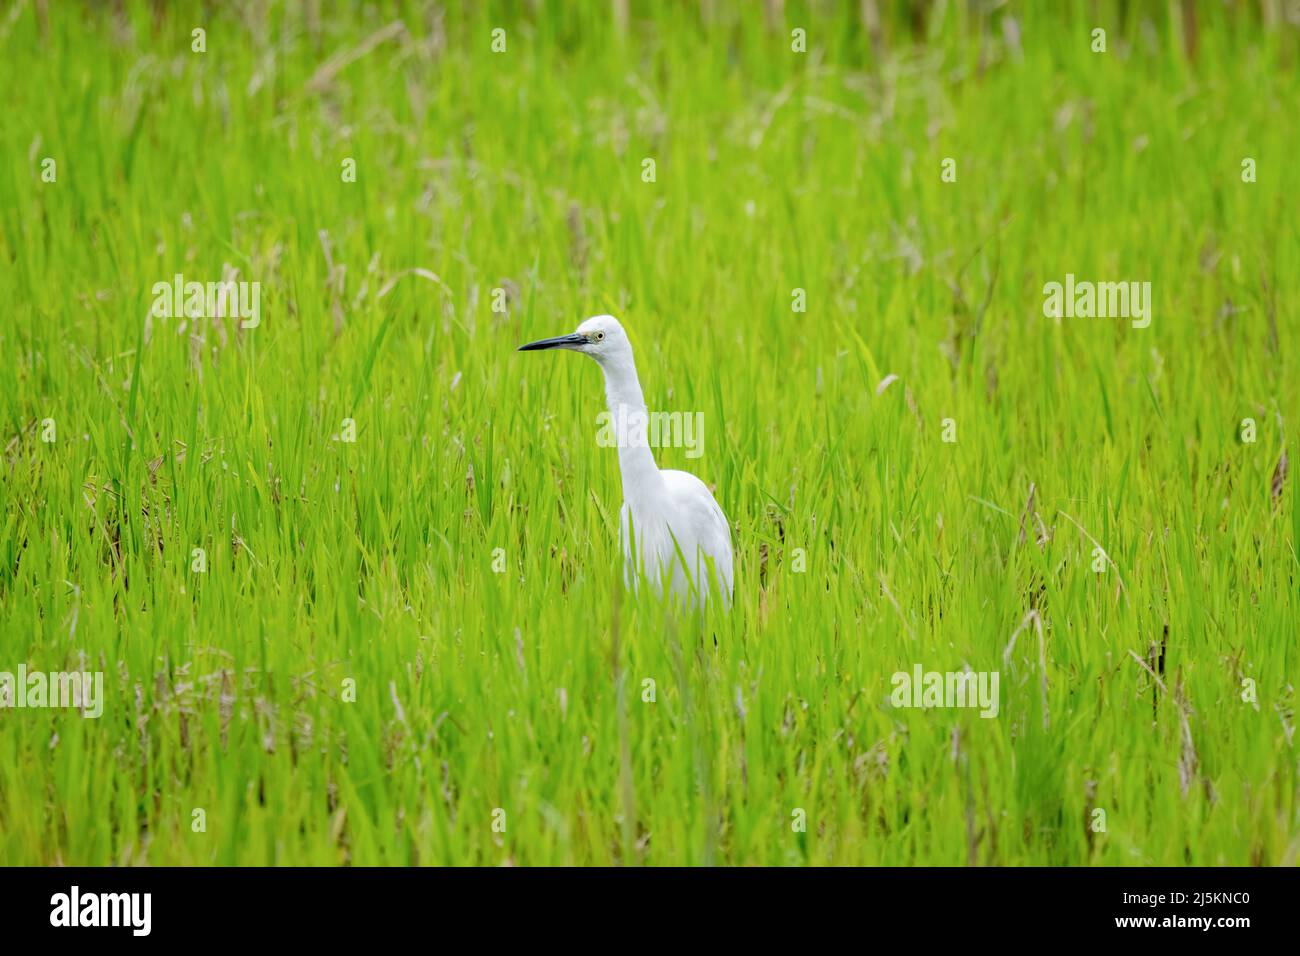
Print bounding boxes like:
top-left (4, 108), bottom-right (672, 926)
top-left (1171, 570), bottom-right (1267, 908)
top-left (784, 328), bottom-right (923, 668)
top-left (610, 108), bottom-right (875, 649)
top-left (1, 0), bottom-right (1297, 866)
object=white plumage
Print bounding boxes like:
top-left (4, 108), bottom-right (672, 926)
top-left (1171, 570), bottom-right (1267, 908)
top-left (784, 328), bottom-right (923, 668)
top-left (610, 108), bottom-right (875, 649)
top-left (519, 315), bottom-right (734, 608)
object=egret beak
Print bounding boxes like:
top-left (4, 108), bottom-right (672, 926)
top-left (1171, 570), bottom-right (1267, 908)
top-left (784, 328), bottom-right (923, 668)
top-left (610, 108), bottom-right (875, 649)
top-left (518, 332), bottom-right (587, 352)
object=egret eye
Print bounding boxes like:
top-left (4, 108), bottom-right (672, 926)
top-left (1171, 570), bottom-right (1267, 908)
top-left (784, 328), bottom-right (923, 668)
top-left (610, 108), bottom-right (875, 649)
top-left (594, 331), bottom-right (605, 341)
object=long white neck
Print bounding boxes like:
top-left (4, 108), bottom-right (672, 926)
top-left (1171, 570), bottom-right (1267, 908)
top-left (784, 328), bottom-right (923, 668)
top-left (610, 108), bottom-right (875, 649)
top-left (598, 350), bottom-right (664, 506)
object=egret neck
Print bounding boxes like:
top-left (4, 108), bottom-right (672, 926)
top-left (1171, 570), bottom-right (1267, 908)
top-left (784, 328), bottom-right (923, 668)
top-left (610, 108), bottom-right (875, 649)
top-left (594, 348), bottom-right (666, 506)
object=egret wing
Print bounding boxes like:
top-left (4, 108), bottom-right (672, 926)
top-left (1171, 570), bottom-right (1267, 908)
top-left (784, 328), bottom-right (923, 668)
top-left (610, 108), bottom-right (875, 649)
top-left (661, 469), bottom-right (734, 602)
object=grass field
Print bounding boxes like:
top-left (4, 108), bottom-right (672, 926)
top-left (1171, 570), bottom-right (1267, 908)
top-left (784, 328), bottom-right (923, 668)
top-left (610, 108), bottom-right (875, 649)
top-left (1, 0), bottom-right (1298, 866)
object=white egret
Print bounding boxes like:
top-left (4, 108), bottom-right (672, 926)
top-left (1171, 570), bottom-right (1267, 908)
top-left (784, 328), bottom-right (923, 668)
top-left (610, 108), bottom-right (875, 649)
top-left (519, 315), bottom-right (734, 608)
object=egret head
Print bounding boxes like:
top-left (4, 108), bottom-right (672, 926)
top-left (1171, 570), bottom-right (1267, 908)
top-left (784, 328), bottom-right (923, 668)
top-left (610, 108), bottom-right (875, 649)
top-left (518, 314), bottom-right (632, 367)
